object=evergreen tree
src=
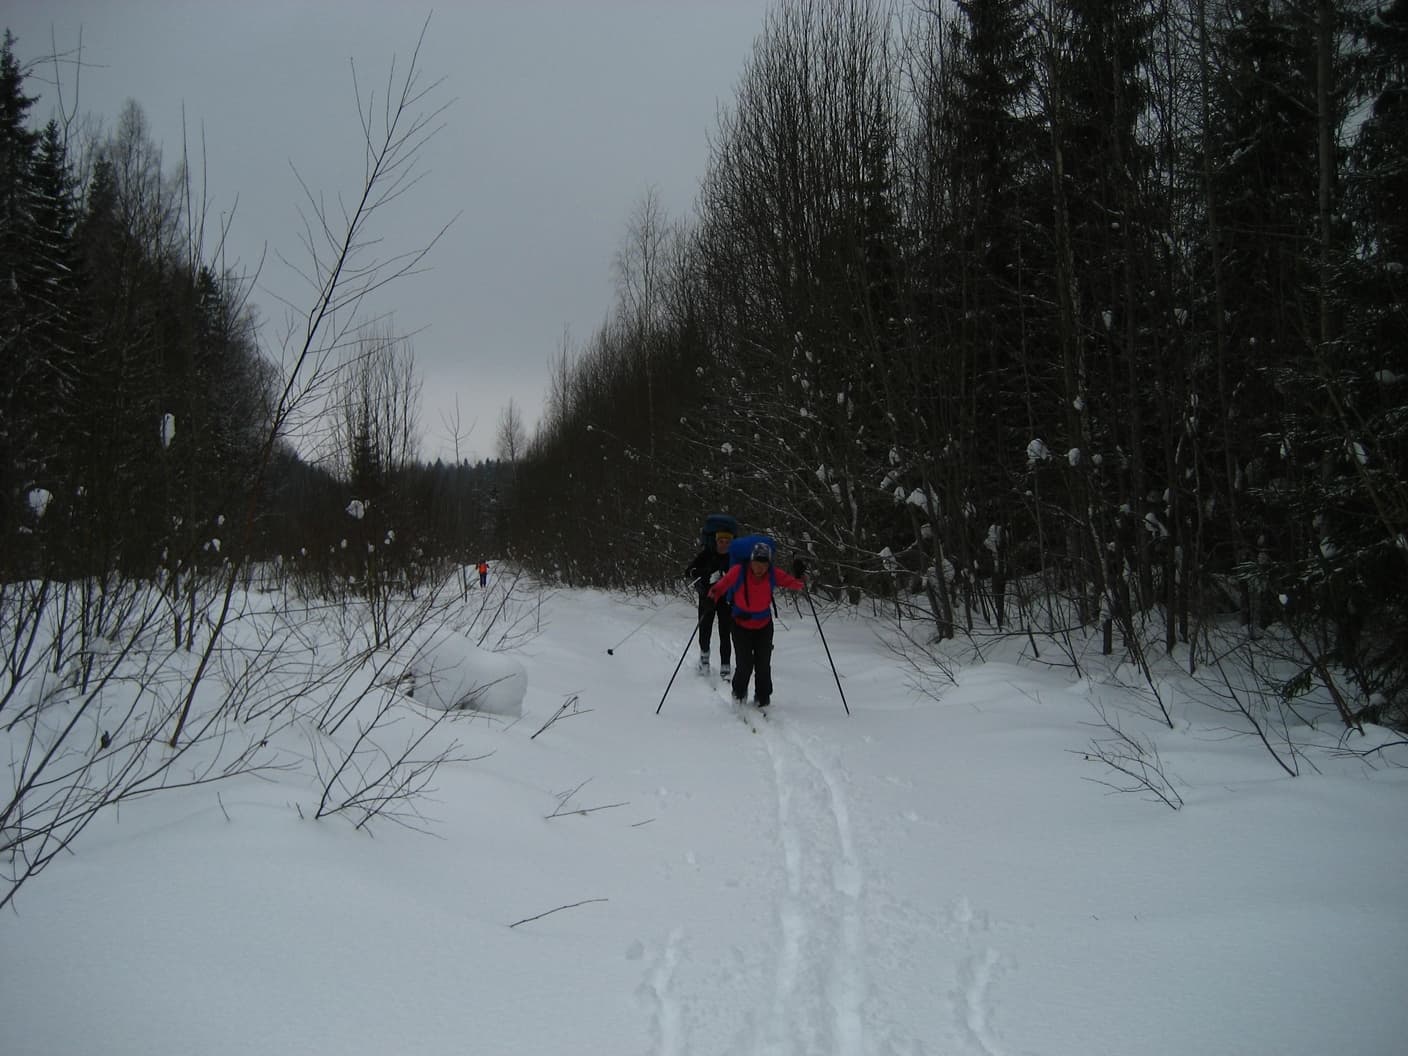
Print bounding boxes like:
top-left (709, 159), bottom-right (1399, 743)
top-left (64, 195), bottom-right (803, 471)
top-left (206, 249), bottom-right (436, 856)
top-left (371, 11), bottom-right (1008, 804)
top-left (944, 0), bottom-right (1045, 618)
top-left (1322, 0), bottom-right (1408, 716)
top-left (1205, 0), bottom-right (1324, 587)
top-left (0, 30), bottom-right (40, 565)
top-left (1034, 0), bottom-right (1160, 635)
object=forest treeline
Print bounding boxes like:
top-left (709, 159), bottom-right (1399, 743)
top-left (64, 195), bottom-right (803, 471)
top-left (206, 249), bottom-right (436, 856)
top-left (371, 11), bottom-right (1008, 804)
top-left (507, 0), bottom-right (1407, 726)
top-left (0, 30), bottom-right (507, 599)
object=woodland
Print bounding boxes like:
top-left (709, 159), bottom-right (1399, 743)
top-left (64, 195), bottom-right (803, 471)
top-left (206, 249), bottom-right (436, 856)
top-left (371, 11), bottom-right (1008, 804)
top-left (3, 0), bottom-right (1406, 745)
top-left (510, 0), bottom-right (1408, 731)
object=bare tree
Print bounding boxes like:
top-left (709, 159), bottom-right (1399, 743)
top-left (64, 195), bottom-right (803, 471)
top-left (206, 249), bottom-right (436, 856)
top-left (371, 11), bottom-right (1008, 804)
top-left (328, 321), bottom-right (423, 486)
top-left (613, 187), bottom-right (672, 455)
top-left (168, 15), bottom-right (453, 747)
top-left (496, 397), bottom-right (527, 463)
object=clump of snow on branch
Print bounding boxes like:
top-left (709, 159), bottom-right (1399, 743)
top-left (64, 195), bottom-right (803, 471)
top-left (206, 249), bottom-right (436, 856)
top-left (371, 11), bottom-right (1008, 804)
top-left (160, 412), bottom-right (176, 449)
top-left (905, 487), bottom-right (934, 513)
top-left (1027, 439), bottom-right (1052, 465)
top-left (346, 500), bottom-right (367, 520)
top-left (27, 488), bottom-right (52, 519)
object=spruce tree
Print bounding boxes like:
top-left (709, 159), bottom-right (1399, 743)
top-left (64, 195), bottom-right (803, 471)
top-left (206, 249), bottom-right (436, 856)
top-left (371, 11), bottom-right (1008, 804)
top-left (0, 31), bottom-right (42, 569)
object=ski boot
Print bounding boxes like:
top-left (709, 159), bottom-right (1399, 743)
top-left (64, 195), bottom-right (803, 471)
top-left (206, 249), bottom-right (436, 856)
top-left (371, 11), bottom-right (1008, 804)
top-left (696, 652), bottom-right (710, 676)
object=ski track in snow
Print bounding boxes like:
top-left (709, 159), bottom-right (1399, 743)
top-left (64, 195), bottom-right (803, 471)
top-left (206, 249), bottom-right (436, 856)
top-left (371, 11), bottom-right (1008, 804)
top-left (643, 680), bottom-right (1011, 1055)
top-left (650, 928), bottom-right (684, 1056)
top-left (946, 896), bottom-right (1009, 1056)
top-left (751, 708), bottom-right (867, 1054)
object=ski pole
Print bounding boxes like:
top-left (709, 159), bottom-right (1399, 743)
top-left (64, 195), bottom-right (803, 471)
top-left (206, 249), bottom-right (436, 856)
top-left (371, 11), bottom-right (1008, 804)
top-left (616, 580), bottom-right (704, 653)
top-left (656, 617), bottom-right (703, 715)
top-left (803, 588), bottom-right (849, 716)
top-left (607, 608), bottom-right (657, 655)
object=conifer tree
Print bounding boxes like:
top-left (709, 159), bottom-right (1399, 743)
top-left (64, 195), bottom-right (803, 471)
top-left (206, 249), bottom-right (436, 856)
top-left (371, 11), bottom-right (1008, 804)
top-left (0, 31), bottom-right (40, 562)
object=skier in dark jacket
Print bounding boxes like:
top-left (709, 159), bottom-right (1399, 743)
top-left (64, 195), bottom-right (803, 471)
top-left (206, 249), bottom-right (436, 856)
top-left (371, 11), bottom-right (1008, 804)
top-left (685, 522), bottom-right (735, 677)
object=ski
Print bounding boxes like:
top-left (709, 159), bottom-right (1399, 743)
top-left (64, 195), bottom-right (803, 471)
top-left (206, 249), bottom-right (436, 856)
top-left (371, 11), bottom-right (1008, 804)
top-left (735, 703), bottom-right (758, 733)
top-left (729, 693), bottom-right (774, 731)
top-left (716, 683), bottom-right (760, 733)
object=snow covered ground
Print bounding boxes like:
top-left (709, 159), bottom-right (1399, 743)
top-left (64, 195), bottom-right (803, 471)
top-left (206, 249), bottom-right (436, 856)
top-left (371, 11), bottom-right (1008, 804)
top-left (3, 580), bottom-right (1406, 1055)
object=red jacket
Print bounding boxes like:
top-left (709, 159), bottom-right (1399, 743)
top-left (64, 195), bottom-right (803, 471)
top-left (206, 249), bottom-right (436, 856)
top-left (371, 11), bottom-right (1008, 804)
top-left (708, 563), bottom-right (805, 629)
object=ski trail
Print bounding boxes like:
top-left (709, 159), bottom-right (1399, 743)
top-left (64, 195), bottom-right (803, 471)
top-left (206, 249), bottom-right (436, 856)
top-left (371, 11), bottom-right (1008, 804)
top-left (641, 927), bottom-right (683, 1056)
top-left (790, 728), bottom-right (865, 1054)
top-left (752, 715), bottom-right (867, 1055)
top-left (958, 947), bottom-right (1006, 1056)
top-left (947, 897), bottom-right (1009, 1056)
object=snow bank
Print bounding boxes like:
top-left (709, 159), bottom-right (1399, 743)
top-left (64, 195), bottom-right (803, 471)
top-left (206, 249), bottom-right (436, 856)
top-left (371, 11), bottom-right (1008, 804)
top-left (402, 630), bottom-right (526, 717)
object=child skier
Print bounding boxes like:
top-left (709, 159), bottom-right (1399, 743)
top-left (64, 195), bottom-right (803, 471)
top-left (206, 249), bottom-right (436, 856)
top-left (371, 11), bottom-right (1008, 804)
top-left (707, 540), bottom-right (805, 708)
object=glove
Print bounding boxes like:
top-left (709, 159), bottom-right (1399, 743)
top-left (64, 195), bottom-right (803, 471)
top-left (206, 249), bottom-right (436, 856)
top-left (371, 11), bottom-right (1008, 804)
top-left (709, 571), bottom-right (723, 584)
top-left (792, 557), bottom-right (807, 577)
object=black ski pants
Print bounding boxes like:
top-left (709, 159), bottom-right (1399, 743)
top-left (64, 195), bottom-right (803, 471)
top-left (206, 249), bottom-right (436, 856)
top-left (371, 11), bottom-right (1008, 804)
top-left (730, 622), bottom-right (774, 705)
top-left (698, 595), bottom-right (732, 663)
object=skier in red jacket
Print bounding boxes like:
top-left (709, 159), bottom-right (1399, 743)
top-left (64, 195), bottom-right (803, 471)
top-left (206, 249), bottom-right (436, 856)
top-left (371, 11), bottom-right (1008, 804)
top-left (707, 540), bottom-right (806, 708)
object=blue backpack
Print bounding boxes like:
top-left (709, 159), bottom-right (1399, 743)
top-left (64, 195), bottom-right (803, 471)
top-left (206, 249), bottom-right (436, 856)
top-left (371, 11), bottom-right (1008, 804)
top-left (699, 512), bottom-right (738, 547)
top-left (726, 533), bottom-right (778, 620)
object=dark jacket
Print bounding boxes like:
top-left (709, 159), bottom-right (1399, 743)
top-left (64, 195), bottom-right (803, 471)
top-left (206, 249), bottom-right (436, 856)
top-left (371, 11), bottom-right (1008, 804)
top-left (685, 546), bottom-right (730, 599)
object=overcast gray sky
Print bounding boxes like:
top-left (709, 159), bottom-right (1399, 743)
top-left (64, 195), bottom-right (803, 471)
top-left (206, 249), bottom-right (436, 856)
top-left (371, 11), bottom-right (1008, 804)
top-left (2, 0), bottom-right (769, 462)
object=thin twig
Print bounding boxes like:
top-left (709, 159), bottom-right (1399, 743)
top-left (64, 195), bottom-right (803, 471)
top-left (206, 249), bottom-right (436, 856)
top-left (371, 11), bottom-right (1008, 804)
top-left (508, 898), bottom-right (608, 928)
top-left (531, 693), bottom-right (581, 740)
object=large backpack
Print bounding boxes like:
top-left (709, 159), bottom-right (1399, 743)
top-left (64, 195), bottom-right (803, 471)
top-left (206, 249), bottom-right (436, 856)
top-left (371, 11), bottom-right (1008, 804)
top-left (725, 533), bottom-right (778, 619)
top-left (699, 512), bottom-right (738, 547)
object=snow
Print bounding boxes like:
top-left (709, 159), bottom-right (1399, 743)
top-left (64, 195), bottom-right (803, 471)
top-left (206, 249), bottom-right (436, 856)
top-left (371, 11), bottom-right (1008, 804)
top-left (404, 628), bottom-right (527, 717)
top-left (25, 487), bottom-right (51, 519)
top-left (3, 580), bottom-right (1406, 1055)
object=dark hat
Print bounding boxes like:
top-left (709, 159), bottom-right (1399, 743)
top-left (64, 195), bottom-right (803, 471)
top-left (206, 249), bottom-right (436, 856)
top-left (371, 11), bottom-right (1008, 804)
top-left (750, 541), bottom-right (772, 563)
